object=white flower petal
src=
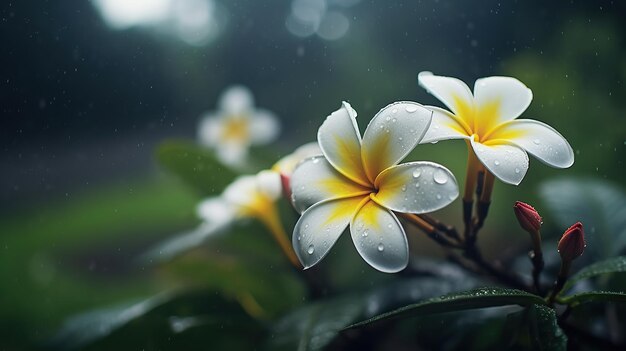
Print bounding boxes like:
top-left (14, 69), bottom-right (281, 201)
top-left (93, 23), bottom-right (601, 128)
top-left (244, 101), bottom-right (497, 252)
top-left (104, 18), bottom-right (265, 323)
top-left (471, 138), bottom-right (529, 185)
top-left (197, 114), bottom-right (222, 147)
top-left (293, 196), bottom-right (366, 269)
top-left (361, 101), bottom-right (432, 182)
top-left (490, 119), bottom-right (574, 168)
top-left (215, 140), bottom-right (248, 166)
top-left (219, 85), bottom-right (254, 114)
top-left (350, 200), bottom-right (408, 273)
top-left (223, 175), bottom-right (258, 208)
top-left (473, 76), bottom-right (532, 124)
top-left (290, 156), bottom-right (370, 213)
top-left (420, 106), bottom-right (470, 143)
top-left (256, 170), bottom-right (283, 201)
top-left (418, 71), bottom-right (474, 117)
top-left (317, 102), bottom-right (370, 186)
top-left (249, 109), bottom-right (280, 145)
top-left (196, 197), bottom-right (237, 224)
top-left (273, 142), bottom-right (322, 176)
top-left (374, 162), bottom-right (459, 214)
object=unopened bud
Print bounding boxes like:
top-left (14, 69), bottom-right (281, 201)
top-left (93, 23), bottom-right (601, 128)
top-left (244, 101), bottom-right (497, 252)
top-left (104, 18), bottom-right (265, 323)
top-left (558, 222), bottom-right (585, 261)
top-left (513, 201), bottom-right (542, 233)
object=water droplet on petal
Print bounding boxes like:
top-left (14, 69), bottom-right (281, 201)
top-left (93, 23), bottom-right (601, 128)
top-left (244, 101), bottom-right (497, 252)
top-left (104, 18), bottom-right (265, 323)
top-left (401, 185), bottom-right (407, 192)
top-left (533, 139), bottom-right (541, 145)
top-left (377, 243), bottom-right (385, 252)
top-left (515, 167), bottom-right (520, 174)
top-left (392, 108), bottom-right (398, 114)
top-left (387, 223), bottom-right (393, 229)
top-left (436, 194), bottom-right (442, 200)
top-left (412, 170), bottom-right (421, 178)
top-left (405, 105), bottom-right (418, 113)
top-left (494, 160), bottom-right (500, 166)
top-left (362, 229), bottom-right (369, 237)
top-left (307, 245), bottom-right (315, 255)
top-left (312, 158), bottom-right (320, 164)
top-left (433, 170), bottom-right (448, 184)
top-left (386, 116), bottom-right (391, 121)
top-left (392, 118), bottom-right (397, 123)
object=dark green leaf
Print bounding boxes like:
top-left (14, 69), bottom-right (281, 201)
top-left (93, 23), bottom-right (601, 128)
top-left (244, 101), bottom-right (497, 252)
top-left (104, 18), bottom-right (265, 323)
top-left (540, 178), bottom-right (626, 260)
top-left (558, 291), bottom-right (626, 305)
top-left (50, 290), bottom-right (263, 351)
top-left (348, 287), bottom-right (545, 329)
top-left (156, 140), bottom-right (238, 195)
top-left (269, 275), bottom-right (478, 351)
top-left (527, 305), bottom-right (567, 351)
top-left (559, 256), bottom-right (626, 295)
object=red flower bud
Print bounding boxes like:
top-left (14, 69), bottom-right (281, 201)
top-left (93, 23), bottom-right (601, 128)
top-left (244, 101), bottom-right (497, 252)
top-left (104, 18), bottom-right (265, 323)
top-left (558, 222), bottom-right (585, 261)
top-left (513, 201), bottom-right (542, 232)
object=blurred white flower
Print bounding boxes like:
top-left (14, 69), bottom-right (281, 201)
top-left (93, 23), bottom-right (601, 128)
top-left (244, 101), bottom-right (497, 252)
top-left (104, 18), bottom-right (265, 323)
top-left (198, 86), bottom-right (280, 167)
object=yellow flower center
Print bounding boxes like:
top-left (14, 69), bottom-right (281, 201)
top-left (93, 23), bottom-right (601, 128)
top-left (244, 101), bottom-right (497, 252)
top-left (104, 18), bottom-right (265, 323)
top-left (222, 115), bottom-right (249, 142)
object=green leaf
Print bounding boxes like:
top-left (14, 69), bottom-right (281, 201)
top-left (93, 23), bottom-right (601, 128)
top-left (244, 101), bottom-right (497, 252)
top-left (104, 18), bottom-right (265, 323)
top-left (558, 291), bottom-right (626, 305)
top-left (527, 305), bottom-right (567, 351)
top-left (50, 290), bottom-right (263, 350)
top-left (156, 140), bottom-right (238, 195)
top-left (500, 305), bottom-right (567, 351)
top-left (348, 287), bottom-right (546, 329)
top-left (540, 178), bottom-right (626, 260)
top-left (559, 256), bottom-right (626, 295)
top-left (269, 275), bottom-right (478, 351)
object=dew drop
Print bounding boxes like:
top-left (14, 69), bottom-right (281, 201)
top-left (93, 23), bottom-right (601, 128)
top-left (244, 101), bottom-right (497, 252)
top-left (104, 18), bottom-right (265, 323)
top-left (533, 139), bottom-right (541, 145)
top-left (412, 170), bottom-right (421, 178)
top-left (385, 116), bottom-right (391, 121)
top-left (392, 118), bottom-right (397, 123)
top-left (387, 223), bottom-right (393, 229)
top-left (307, 245), bottom-right (315, 255)
top-left (401, 185), bottom-right (407, 192)
top-left (297, 235), bottom-right (301, 241)
top-left (398, 136), bottom-right (403, 141)
top-left (415, 182), bottom-right (420, 188)
top-left (392, 108), bottom-right (398, 114)
top-left (377, 243), bottom-right (385, 252)
top-left (433, 170), bottom-right (448, 184)
top-left (312, 158), bottom-right (320, 164)
top-left (494, 160), bottom-right (500, 166)
top-left (436, 194), bottom-right (442, 200)
top-left (405, 105), bottom-right (418, 113)
top-left (515, 167), bottom-right (520, 174)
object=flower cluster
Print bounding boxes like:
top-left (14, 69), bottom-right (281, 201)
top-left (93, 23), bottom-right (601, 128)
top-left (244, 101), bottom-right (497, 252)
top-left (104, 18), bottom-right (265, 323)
top-left (195, 73), bottom-right (574, 273)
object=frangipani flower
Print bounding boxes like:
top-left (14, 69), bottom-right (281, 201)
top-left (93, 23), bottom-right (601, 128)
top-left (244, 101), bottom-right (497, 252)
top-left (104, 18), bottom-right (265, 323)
top-left (272, 142), bottom-right (322, 198)
top-left (146, 170), bottom-right (293, 263)
top-left (291, 102), bottom-right (459, 273)
top-left (198, 85), bottom-right (280, 166)
top-left (418, 72), bottom-right (574, 186)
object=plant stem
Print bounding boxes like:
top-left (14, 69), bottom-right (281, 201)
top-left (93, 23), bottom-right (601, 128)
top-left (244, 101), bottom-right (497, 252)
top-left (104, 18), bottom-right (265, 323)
top-left (548, 260), bottom-right (571, 305)
top-left (400, 213), bottom-right (463, 249)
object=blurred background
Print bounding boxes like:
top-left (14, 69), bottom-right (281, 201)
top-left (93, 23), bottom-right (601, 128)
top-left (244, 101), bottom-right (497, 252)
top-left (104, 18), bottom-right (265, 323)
top-left (1, 0), bottom-right (625, 350)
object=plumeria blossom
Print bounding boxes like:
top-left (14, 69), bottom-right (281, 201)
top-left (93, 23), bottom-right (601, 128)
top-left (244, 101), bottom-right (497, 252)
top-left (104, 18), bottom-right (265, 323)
top-left (198, 85), bottom-right (280, 166)
top-left (291, 102), bottom-right (459, 273)
top-left (144, 143), bottom-right (322, 264)
top-left (145, 170), bottom-right (285, 262)
top-left (418, 72), bottom-right (574, 186)
top-left (272, 142), bottom-right (322, 198)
